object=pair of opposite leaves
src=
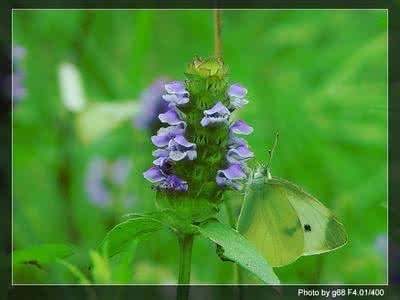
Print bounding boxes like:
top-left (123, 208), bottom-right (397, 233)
top-left (237, 147), bottom-right (347, 267)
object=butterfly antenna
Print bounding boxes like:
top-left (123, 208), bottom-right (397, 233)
top-left (266, 132), bottom-right (279, 178)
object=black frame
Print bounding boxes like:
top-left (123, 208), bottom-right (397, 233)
top-left (1, 0), bottom-right (399, 299)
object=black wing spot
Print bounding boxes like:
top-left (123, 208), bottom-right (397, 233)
top-left (304, 224), bottom-right (312, 232)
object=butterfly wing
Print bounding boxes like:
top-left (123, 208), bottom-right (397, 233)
top-left (274, 177), bottom-right (348, 255)
top-left (238, 177), bottom-right (304, 267)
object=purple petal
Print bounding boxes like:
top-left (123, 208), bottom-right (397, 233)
top-left (157, 175), bottom-right (188, 192)
top-left (153, 156), bottom-right (168, 166)
top-left (173, 135), bottom-right (196, 148)
top-left (151, 125), bottom-right (184, 147)
top-left (165, 81), bottom-right (187, 95)
top-left (158, 109), bottom-right (183, 126)
top-left (227, 146), bottom-right (254, 163)
top-left (201, 102), bottom-right (230, 127)
top-left (204, 101), bottom-right (229, 115)
top-left (152, 148), bottom-right (170, 158)
top-left (143, 167), bottom-right (165, 183)
top-left (216, 175), bottom-right (242, 190)
top-left (230, 97), bottom-right (249, 109)
top-left (151, 134), bottom-right (171, 147)
top-left (162, 94), bottom-right (190, 107)
top-left (219, 164), bottom-right (246, 180)
top-left (230, 120), bottom-right (253, 135)
top-left (228, 84), bottom-right (247, 98)
top-left (169, 151), bottom-right (187, 161)
top-left (200, 117), bottom-right (211, 127)
top-left (228, 135), bottom-right (248, 147)
top-left (167, 135), bottom-right (197, 161)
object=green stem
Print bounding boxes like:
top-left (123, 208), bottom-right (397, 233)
top-left (224, 200), bottom-right (243, 286)
top-left (224, 200), bottom-right (236, 228)
top-left (214, 9), bottom-right (222, 59)
top-left (177, 234), bottom-right (194, 300)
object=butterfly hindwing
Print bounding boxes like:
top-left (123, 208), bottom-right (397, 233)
top-left (238, 177), bottom-right (304, 267)
top-left (274, 177), bottom-right (348, 255)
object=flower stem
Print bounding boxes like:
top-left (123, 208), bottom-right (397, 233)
top-left (214, 9), bottom-right (222, 59)
top-left (177, 234), bottom-right (194, 300)
top-left (224, 200), bottom-right (236, 228)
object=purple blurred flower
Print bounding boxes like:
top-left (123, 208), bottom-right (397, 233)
top-left (12, 46), bottom-right (26, 103)
top-left (85, 157), bottom-right (110, 207)
top-left (134, 78), bottom-right (170, 131)
top-left (200, 101), bottom-right (230, 127)
top-left (228, 84), bottom-right (248, 109)
top-left (85, 156), bottom-right (133, 207)
top-left (144, 80), bottom-right (196, 192)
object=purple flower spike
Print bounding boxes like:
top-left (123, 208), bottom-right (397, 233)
top-left (230, 120), bottom-right (253, 135)
top-left (158, 109), bottom-right (186, 127)
top-left (228, 84), bottom-right (248, 109)
top-left (151, 125), bottom-right (185, 147)
top-left (200, 101), bottom-right (231, 127)
top-left (143, 166), bottom-right (165, 183)
top-left (227, 145), bottom-right (254, 164)
top-left (168, 135), bottom-right (197, 161)
top-left (158, 175), bottom-right (188, 192)
top-left (216, 163), bottom-right (246, 190)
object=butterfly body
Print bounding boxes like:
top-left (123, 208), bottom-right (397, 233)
top-left (238, 167), bottom-right (348, 267)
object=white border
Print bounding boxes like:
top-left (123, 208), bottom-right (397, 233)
top-left (11, 8), bottom-right (389, 287)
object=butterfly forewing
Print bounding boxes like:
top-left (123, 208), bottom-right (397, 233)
top-left (238, 177), bottom-right (304, 267)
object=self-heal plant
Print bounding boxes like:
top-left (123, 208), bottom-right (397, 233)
top-left (98, 13), bottom-right (282, 294)
top-left (98, 57), bottom-right (281, 293)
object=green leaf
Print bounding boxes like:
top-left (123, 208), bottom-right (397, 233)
top-left (114, 240), bottom-right (137, 283)
top-left (58, 259), bottom-right (91, 284)
top-left (123, 209), bottom-right (198, 235)
top-left (90, 250), bottom-right (112, 284)
top-left (75, 101), bottom-right (138, 145)
top-left (98, 216), bottom-right (163, 258)
top-left (13, 244), bottom-right (75, 270)
top-left (197, 220), bottom-right (280, 284)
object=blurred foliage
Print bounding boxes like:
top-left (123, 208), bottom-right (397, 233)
top-left (12, 10), bottom-right (387, 284)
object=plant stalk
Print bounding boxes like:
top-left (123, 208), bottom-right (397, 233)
top-left (177, 234), bottom-right (194, 300)
top-left (214, 9), bottom-right (222, 59)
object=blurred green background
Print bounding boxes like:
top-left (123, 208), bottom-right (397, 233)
top-left (12, 9), bottom-right (387, 284)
